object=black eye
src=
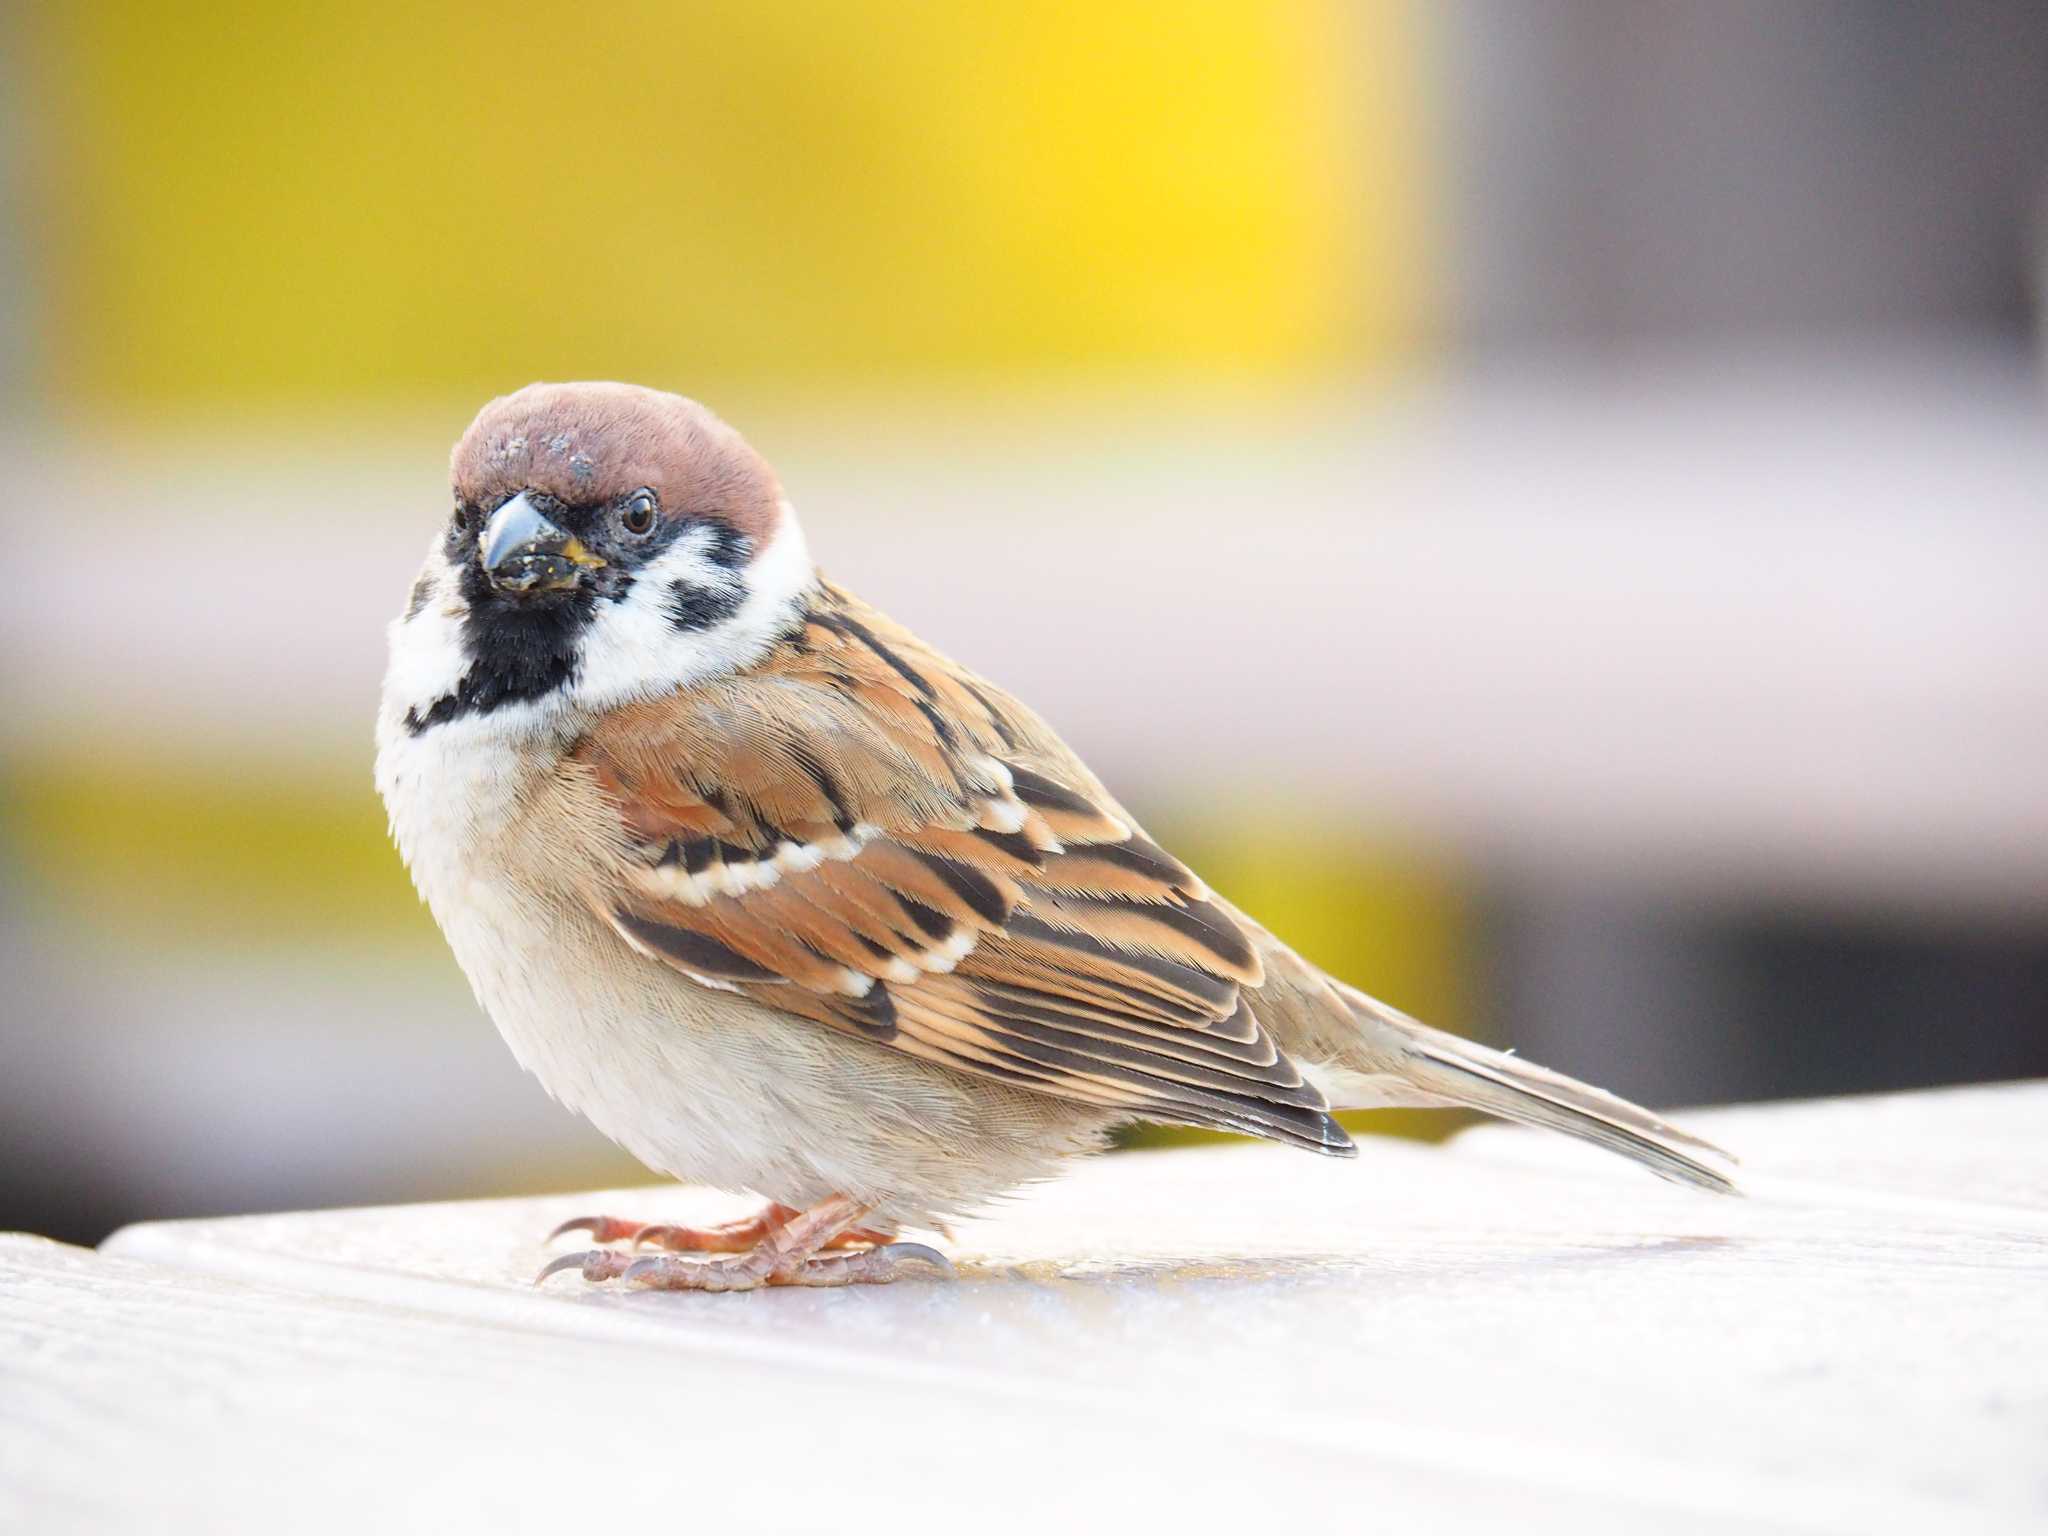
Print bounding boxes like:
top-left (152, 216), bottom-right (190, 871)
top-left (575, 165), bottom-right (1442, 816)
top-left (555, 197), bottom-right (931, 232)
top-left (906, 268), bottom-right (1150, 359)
top-left (448, 505), bottom-right (473, 542)
top-left (620, 488), bottom-right (658, 537)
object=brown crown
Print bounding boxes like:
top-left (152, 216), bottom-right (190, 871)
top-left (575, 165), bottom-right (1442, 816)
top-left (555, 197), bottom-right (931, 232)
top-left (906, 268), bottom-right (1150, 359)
top-left (451, 382), bottom-right (784, 551)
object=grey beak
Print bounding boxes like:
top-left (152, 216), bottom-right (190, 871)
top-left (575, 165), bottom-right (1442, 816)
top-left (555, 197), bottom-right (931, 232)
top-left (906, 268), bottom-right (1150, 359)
top-left (480, 492), bottom-right (605, 594)
top-left (481, 492), bottom-right (563, 574)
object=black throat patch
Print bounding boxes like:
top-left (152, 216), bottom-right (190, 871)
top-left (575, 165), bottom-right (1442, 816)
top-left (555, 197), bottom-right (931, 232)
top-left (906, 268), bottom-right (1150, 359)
top-left (401, 509), bottom-right (754, 735)
top-left (403, 558), bottom-right (599, 735)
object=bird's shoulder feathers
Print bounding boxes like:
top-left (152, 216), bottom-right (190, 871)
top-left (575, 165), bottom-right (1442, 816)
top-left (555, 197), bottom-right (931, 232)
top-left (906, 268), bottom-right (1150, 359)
top-left (559, 581), bottom-right (1353, 1154)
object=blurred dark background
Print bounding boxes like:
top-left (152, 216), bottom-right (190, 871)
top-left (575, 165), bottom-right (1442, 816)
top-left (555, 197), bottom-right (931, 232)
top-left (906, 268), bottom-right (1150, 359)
top-left (4, 2), bottom-right (2046, 1245)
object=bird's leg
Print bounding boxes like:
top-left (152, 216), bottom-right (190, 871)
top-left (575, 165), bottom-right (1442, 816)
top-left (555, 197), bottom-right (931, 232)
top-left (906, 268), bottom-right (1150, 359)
top-left (761, 1242), bottom-right (957, 1287)
top-left (538, 1205), bottom-right (802, 1286)
top-left (539, 1194), bottom-right (952, 1292)
top-left (628, 1194), bottom-right (955, 1292)
top-left (620, 1194), bottom-right (864, 1292)
top-left (546, 1202), bottom-right (894, 1255)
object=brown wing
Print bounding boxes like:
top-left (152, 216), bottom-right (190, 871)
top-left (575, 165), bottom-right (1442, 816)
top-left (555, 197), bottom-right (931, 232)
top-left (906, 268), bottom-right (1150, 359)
top-left (570, 582), bottom-right (1352, 1155)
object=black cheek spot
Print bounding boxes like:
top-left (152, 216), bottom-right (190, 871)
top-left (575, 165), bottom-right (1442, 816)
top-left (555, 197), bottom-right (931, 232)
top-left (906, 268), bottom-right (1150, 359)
top-left (700, 520), bottom-right (752, 570)
top-left (666, 579), bottom-right (744, 633)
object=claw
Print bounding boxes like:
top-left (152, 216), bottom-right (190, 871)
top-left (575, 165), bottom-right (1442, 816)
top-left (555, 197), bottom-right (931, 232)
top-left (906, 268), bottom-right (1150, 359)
top-left (875, 1242), bottom-right (957, 1278)
top-left (535, 1252), bottom-right (586, 1285)
top-left (547, 1214), bottom-right (643, 1244)
top-left (535, 1248), bottom-right (634, 1286)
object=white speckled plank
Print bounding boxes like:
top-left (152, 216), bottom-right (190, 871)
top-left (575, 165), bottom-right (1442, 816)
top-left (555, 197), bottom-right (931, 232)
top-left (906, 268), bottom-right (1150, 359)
top-left (4, 1083), bottom-right (2041, 1533)
top-left (0, 1234), bottom-right (1778, 1536)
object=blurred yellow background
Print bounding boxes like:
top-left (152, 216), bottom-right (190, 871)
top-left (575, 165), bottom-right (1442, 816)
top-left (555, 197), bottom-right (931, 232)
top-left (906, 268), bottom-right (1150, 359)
top-left (39, 1), bottom-right (1425, 407)
top-left (5, 1), bottom-right (2046, 1242)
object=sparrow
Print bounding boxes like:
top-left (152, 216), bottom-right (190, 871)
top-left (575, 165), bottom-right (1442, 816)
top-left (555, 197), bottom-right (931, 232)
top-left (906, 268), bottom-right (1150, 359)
top-left (376, 382), bottom-right (1735, 1293)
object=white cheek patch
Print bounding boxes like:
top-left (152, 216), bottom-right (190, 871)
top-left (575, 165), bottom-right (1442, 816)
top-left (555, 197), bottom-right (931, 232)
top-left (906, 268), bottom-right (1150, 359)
top-left (377, 536), bottom-right (570, 748)
top-left (569, 502), bottom-right (814, 715)
top-left (380, 539), bottom-right (472, 723)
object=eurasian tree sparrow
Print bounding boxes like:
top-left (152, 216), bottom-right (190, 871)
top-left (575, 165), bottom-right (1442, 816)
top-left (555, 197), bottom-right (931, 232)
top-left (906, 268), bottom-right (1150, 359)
top-left (376, 382), bottom-right (1733, 1293)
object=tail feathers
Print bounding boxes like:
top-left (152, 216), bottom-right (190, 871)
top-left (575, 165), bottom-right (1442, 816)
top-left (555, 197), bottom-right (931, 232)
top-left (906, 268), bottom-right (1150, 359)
top-left (1334, 985), bottom-right (1739, 1195)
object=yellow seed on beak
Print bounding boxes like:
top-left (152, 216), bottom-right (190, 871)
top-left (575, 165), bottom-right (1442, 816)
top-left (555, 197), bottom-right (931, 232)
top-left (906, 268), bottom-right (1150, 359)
top-left (560, 537), bottom-right (606, 569)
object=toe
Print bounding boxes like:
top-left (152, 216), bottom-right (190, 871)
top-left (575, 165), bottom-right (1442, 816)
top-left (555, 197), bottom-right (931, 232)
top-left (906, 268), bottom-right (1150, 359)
top-left (547, 1214), bottom-right (645, 1244)
top-left (622, 1255), bottom-right (763, 1293)
top-left (766, 1242), bottom-right (958, 1287)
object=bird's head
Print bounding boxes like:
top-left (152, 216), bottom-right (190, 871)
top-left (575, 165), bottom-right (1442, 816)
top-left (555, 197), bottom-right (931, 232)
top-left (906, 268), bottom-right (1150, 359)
top-left (384, 382), bottom-right (815, 739)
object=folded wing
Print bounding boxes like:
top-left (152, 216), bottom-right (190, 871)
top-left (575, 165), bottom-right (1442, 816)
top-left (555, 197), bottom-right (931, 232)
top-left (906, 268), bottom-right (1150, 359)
top-left (573, 585), bottom-right (1351, 1155)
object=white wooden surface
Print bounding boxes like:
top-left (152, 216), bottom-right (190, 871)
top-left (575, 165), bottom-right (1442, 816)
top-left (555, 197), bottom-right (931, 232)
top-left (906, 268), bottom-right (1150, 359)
top-left (2, 1082), bottom-right (2043, 1534)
